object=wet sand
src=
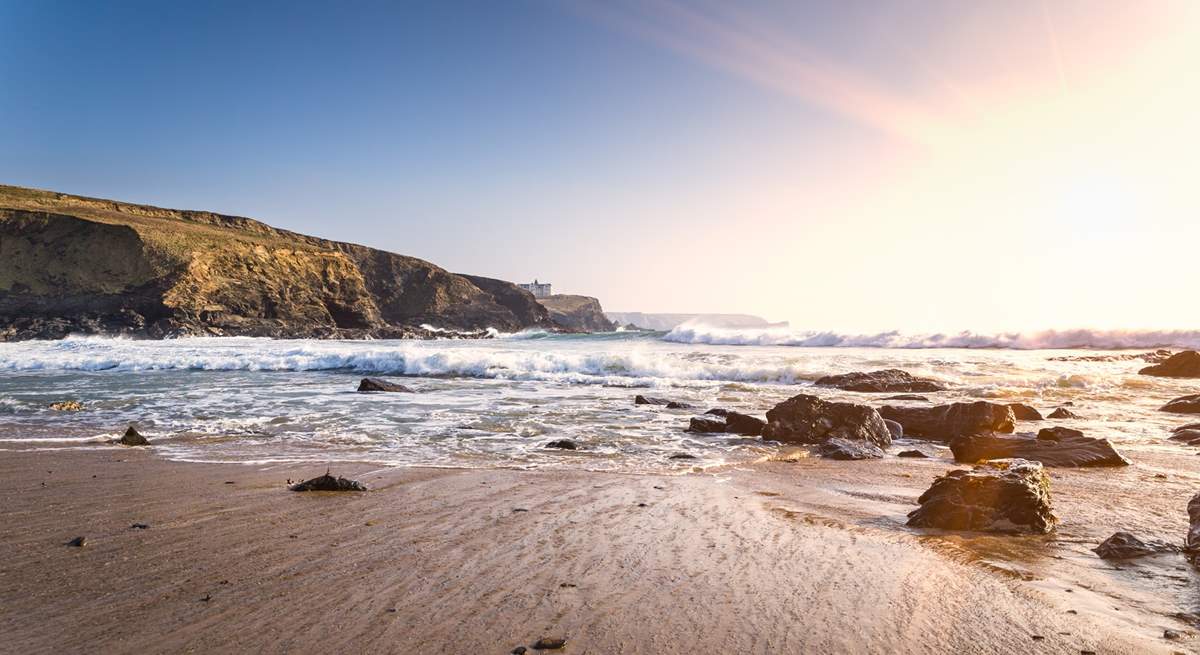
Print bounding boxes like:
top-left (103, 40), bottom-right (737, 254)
top-left (1, 445), bottom-right (1197, 654)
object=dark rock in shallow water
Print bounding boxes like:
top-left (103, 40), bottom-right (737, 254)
top-left (1140, 350), bottom-right (1200, 378)
top-left (544, 439), bottom-right (579, 450)
top-left (290, 470), bottom-right (367, 491)
top-left (882, 394), bottom-right (929, 402)
top-left (634, 395), bottom-right (671, 406)
top-left (1162, 395), bottom-right (1200, 414)
top-left (819, 438), bottom-right (884, 460)
top-left (1047, 407), bottom-right (1079, 419)
top-left (1008, 404), bottom-right (1044, 421)
top-left (119, 426), bottom-right (149, 446)
top-left (762, 394), bottom-right (892, 447)
top-left (814, 369), bottom-right (946, 393)
top-left (897, 449), bottom-right (930, 458)
top-left (665, 401), bottom-right (693, 409)
top-left (1049, 350), bottom-right (1171, 363)
top-left (724, 411), bottom-right (766, 436)
top-left (906, 459), bottom-right (1056, 534)
top-left (951, 432), bottom-right (1129, 467)
top-left (357, 378), bottom-right (414, 393)
top-left (878, 402), bottom-right (1015, 442)
top-left (705, 408), bottom-right (730, 417)
top-left (883, 419), bottom-right (903, 439)
top-left (1170, 428), bottom-right (1200, 446)
top-left (669, 453), bottom-right (698, 460)
top-left (687, 416), bottom-right (726, 433)
top-left (1094, 531), bottom-right (1176, 559)
top-left (1036, 426), bottom-right (1084, 441)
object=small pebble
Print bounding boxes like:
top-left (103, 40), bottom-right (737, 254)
top-left (1031, 635), bottom-right (1044, 641)
top-left (131, 523), bottom-right (150, 530)
top-left (66, 536), bottom-right (86, 547)
top-left (532, 637), bottom-right (567, 650)
top-left (637, 502), bottom-right (647, 508)
top-left (513, 508), bottom-right (529, 513)
top-left (559, 583), bottom-right (577, 588)
top-left (200, 594), bottom-right (212, 602)
top-left (224, 481), bottom-right (235, 485)
top-left (511, 648), bottom-right (527, 655)
top-left (1164, 629), bottom-right (1183, 640)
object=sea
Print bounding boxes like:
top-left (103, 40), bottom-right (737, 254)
top-left (2, 325), bottom-right (1198, 471)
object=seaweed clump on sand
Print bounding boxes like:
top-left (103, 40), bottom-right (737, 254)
top-left (290, 469), bottom-right (368, 492)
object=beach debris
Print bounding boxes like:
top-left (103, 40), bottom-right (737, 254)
top-left (544, 439), bottom-right (579, 450)
top-left (950, 431), bottom-right (1130, 467)
top-left (818, 438), bottom-right (884, 460)
top-left (118, 426), bottom-right (149, 446)
top-left (878, 401), bottom-right (1015, 442)
top-left (883, 419), bottom-right (903, 439)
top-left (49, 400), bottom-right (84, 411)
top-left (357, 377), bottom-right (414, 393)
top-left (687, 416), bottom-right (726, 433)
top-left (532, 637), bottom-right (567, 650)
top-left (1140, 350), bottom-right (1200, 378)
top-left (814, 369), bottom-right (946, 393)
top-left (1008, 403), bottom-right (1044, 421)
top-left (1162, 394), bottom-right (1200, 415)
top-left (1047, 407), bottom-right (1080, 420)
top-left (897, 449), bottom-right (929, 458)
top-left (290, 469), bottom-right (367, 492)
top-left (906, 459), bottom-right (1057, 534)
top-left (66, 536), bottom-right (87, 547)
top-left (762, 394), bottom-right (892, 447)
top-left (130, 523), bottom-right (150, 530)
top-left (1093, 531), bottom-right (1176, 559)
top-left (882, 394), bottom-right (929, 402)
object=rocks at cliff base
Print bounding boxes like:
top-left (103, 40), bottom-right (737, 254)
top-left (1094, 532), bottom-right (1176, 560)
top-left (950, 431), bottom-right (1130, 467)
top-left (537, 294), bottom-right (615, 332)
top-left (1140, 351), bottom-right (1200, 378)
top-left (814, 369), bottom-right (946, 393)
top-left (724, 411), bottom-right (766, 436)
top-left (687, 417), bottom-right (726, 433)
top-left (290, 470), bottom-right (368, 491)
top-left (544, 440), bottom-right (579, 450)
top-left (1008, 404), bottom-right (1044, 421)
top-left (1047, 407), bottom-right (1080, 419)
top-left (118, 426), bottom-right (149, 446)
top-left (762, 394), bottom-right (892, 447)
top-left (878, 402), bottom-right (1015, 442)
top-left (1162, 395), bottom-right (1200, 414)
top-left (906, 459), bottom-right (1057, 534)
top-left (357, 378), bottom-right (414, 393)
top-left (819, 438), bottom-right (885, 460)
top-left (49, 400), bottom-right (84, 411)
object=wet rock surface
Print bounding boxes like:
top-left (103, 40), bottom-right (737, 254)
top-left (1007, 404), bottom-right (1044, 421)
top-left (906, 459), bottom-right (1057, 534)
top-left (882, 394), bottom-right (929, 402)
top-left (1162, 395), bottom-right (1200, 414)
top-left (1140, 350), bottom-right (1200, 378)
top-left (818, 438), bottom-right (884, 460)
top-left (687, 417), bottom-right (726, 433)
top-left (357, 377), bottom-right (414, 393)
top-left (762, 394), bottom-right (892, 447)
top-left (883, 419), bottom-right (903, 439)
top-left (724, 411), bottom-right (766, 436)
top-left (1094, 531), bottom-right (1176, 559)
top-left (1047, 407), bottom-right (1080, 419)
top-left (897, 449), bottom-right (930, 458)
top-left (814, 369), bottom-right (946, 393)
top-left (878, 402), bottom-right (1015, 442)
top-left (118, 426), bottom-right (149, 446)
top-left (1187, 493), bottom-right (1200, 556)
top-left (634, 395), bottom-right (672, 406)
top-left (290, 471), bottom-right (368, 492)
top-left (950, 432), bottom-right (1129, 467)
top-left (544, 440), bottom-right (579, 450)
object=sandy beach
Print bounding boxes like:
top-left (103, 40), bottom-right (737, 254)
top-left (2, 443), bottom-right (1196, 654)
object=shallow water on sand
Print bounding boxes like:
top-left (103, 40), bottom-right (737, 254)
top-left (0, 333), bottom-right (1195, 471)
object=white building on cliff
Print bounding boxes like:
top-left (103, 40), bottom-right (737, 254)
top-left (518, 279), bottom-right (552, 298)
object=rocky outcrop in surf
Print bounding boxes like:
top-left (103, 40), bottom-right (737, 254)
top-left (949, 430), bottom-right (1130, 467)
top-left (1162, 395), bottom-right (1200, 414)
top-left (762, 394), bottom-right (892, 447)
top-left (814, 369), bottom-right (945, 393)
top-left (0, 184), bottom-right (556, 341)
top-left (906, 459), bottom-right (1056, 533)
top-left (537, 295), bottom-right (615, 332)
top-left (878, 401), bottom-right (1016, 442)
top-left (1139, 351), bottom-right (1200, 378)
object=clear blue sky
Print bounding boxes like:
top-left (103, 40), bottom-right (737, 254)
top-left (2, 1), bottom-right (1197, 330)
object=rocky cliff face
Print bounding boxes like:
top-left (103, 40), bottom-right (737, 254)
top-left (0, 185), bottom-right (553, 340)
top-left (537, 294), bottom-right (615, 332)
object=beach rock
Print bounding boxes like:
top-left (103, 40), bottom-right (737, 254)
top-left (1093, 531), bottom-right (1176, 559)
top-left (119, 426), bottom-right (149, 446)
top-left (532, 637), bottom-right (567, 650)
top-left (1008, 404), bottom-right (1044, 421)
top-left (878, 401), bottom-right (1015, 442)
top-left (814, 369), bottom-right (946, 393)
top-left (634, 395), bottom-right (671, 406)
top-left (1187, 492), bottom-right (1200, 555)
top-left (66, 536), bottom-right (87, 547)
top-left (819, 438), bottom-right (884, 460)
top-left (704, 408), bottom-right (730, 417)
top-left (665, 401), bottom-right (693, 409)
top-left (724, 411), bottom-right (766, 436)
top-left (49, 400), bottom-right (84, 411)
top-left (1047, 407), bottom-right (1079, 419)
top-left (950, 432), bottom-right (1129, 467)
top-left (544, 439), bottom-right (579, 450)
top-left (1170, 429), bottom-right (1200, 446)
top-left (883, 395), bottom-right (929, 402)
top-left (1037, 426), bottom-right (1084, 441)
top-left (762, 394), bottom-right (892, 447)
top-left (883, 419), bottom-right (903, 439)
top-left (357, 378), bottom-right (414, 393)
top-left (906, 459), bottom-right (1056, 534)
top-left (1139, 351), bottom-right (1200, 378)
top-left (897, 449), bottom-right (929, 458)
top-left (290, 470), bottom-right (367, 491)
top-left (687, 416), bottom-right (726, 433)
top-left (1162, 395), bottom-right (1200, 414)
top-left (669, 453), bottom-right (698, 460)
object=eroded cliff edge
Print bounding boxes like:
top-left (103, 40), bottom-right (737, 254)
top-left (0, 185), bottom-right (553, 340)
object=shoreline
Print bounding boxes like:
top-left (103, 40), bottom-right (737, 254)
top-left (2, 445), bottom-right (1194, 653)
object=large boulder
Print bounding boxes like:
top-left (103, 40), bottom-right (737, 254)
top-left (814, 369), bottom-right (945, 393)
top-left (358, 377), bottom-right (414, 393)
top-left (878, 402), bottom-right (1015, 442)
top-left (906, 459), bottom-right (1056, 534)
top-left (762, 394), bottom-right (892, 447)
top-left (1007, 404), bottom-right (1044, 421)
top-left (687, 416), bottom-right (726, 433)
top-left (1162, 395), bottom-right (1200, 414)
top-left (950, 432), bottom-right (1130, 467)
top-left (724, 411), bottom-right (766, 436)
top-left (1094, 532), bottom-right (1176, 559)
top-left (818, 438), bottom-right (884, 460)
top-left (1140, 351), bottom-right (1200, 378)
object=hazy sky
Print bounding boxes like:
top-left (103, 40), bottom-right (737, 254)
top-left (2, 1), bottom-right (1197, 331)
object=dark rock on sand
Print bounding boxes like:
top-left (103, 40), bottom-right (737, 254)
top-left (906, 459), bottom-right (1057, 534)
top-left (66, 536), bottom-right (87, 547)
top-left (669, 453), bottom-right (698, 460)
top-left (762, 394), bottom-right (892, 447)
top-left (1047, 407), bottom-right (1080, 419)
top-left (897, 449), bottom-right (929, 458)
top-left (290, 470), bottom-right (368, 491)
top-left (1008, 404), bottom-right (1044, 421)
top-left (357, 377), bottom-right (414, 393)
top-left (687, 416), bottom-right (726, 433)
top-left (950, 432), bottom-right (1129, 467)
top-left (883, 419), bottom-right (903, 439)
top-left (1162, 395), bottom-right (1200, 414)
top-left (878, 402), bottom-right (1015, 442)
top-left (131, 523), bottom-right (150, 530)
top-left (1094, 531), bottom-right (1176, 559)
top-left (819, 438), bottom-right (884, 460)
top-left (532, 637), bottom-right (567, 650)
top-left (1037, 426), bottom-right (1083, 441)
top-left (119, 426), bottom-right (149, 446)
top-left (1140, 350), bottom-right (1200, 378)
top-left (544, 440), bottom-right (579, 450)
top-left (634, 395), bottom-right (671, 406)
top-left (724, 411), bottom-right (766, 436)
top-left (1170, 427), bottom-right (1200, 446)
top-left (814, 369), bottom-right (945, 393)
top-left (665, 401), bottom-right (693, 409)
top-left (883, 394), bottom-right (929, 402)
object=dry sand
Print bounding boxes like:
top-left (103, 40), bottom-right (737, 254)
top-left (1, 444), bottom-right (1197, 654)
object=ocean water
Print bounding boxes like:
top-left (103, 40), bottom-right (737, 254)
top-left (0, 329), bottom-right (1196, 471)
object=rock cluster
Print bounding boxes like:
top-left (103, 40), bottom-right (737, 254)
top-left (761, 394), bottom-right (892, 447)
top-left (1162, 395), bottom-right (1200, 414)
top-left (906, 459), bottom-right (1056, 533)
top-left (814, 369), bottom-right (945, 393)
top-left (878, 402), bottom-right (1015, 442)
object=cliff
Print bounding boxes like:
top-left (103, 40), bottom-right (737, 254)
top-left (0, 184), bottom-right (554, 340)
top-left (537, 294), bottom-right (616, 332)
